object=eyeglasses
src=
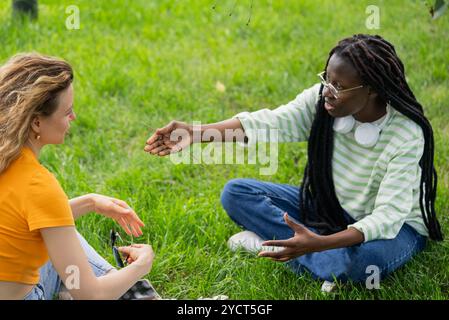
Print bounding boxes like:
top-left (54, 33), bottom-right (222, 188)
top-left (110, 229), bottom-right (130, 268)
top-left (317, 71), bottom-right (364, 99)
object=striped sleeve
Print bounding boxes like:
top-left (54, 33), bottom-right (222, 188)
top-left (347, 129), bottom-right (425, 242)
top-left (233, 83), bottom-right (320, 144)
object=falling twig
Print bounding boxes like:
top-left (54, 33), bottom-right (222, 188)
top-left (246, 0), bottom-right (253, 26)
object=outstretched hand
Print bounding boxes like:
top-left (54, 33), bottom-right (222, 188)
top-left (258, 213), bottom-right (325, 262)
top-left (92, 194), bottom-right (145, 237)
top-left (144, 120), bottom-right (193, 156)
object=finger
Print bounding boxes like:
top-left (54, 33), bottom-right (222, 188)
top-left (146, 135), bottom-right (159, 145)
top-left (122, 215), bottom-right (143, 236)
top-left (158, 148), bottom-right (172, 156)
top-left (158, 147), bottom-right (178, 156)
top-left (145, 139), bottom-right (163, 148)
top-left (117, 246), bottom-right (132, 254)
top-left (144, 140), bottom-right (164, 152)
top-left (260, 252), bottom-right (290, 261)
top-left (118, 217), bottom-right (132, 235)
top-left (162, 139), bottom-right (178, 148)
top-left (261, 249), bottom-right (305, 260)
top-left (150, 145), bottom-right (170, 155)
top-left (118, 221), bottom-right (132, 237)
top-left (171, 143), bottom-right (183, 152)
top-left (114, 201), bottom-right (145, 227)
top-left (157, 146), bottom-right (172, 156)
top-left (129, 221), bottom-right (143, 238)
top-left (149, 145), bottom-right (168, 154)
top-left (144, 143), bottom-right (162, 153)
top-left (127, 211), bottom-right (145, 227)
top-left (262, 239), bottom-right (293, 247)
top-left (159, 143), bottom-right (183, 155)
top-left (144, 144), bottom-right (162, 153)
top-left (146, 133), bottom-right (162, 145)
top-left (129, 222), bottom-right (143, 236)
top-left (126, 222), bottom-right (139, 237)
top-left (131, 224), bottom-right (142, 237)
top-left (258, 248), bottom-right (291, 259)
top-left (283, 213), bottom-right (304, 232)
top-left (272, 257), bottom-right (292, 262)
top-left (112, 204), bottom-right (139, 227)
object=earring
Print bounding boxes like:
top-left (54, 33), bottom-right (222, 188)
top-left (35, 134), bottom-right (40, 140)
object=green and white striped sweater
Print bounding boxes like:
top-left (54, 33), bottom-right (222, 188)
top-left (234, 83), bottom-right (428, 242)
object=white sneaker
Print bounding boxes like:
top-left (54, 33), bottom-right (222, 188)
top-left (227, 231), bottom-right (284, 254)
top-left (321, 280), bottom-right (337, 293)
top-left (197, 295), bottom-right (229, 300)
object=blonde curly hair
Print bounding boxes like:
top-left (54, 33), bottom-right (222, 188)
top-left (0, 52), bottom-right (73, 174)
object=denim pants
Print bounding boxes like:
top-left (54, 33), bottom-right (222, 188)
top-left (23, 231), bottom-right (114, 300)
top-left (220, 178), bottom-right (427, 283)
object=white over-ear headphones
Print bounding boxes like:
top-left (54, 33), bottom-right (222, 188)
top-left (333, 105), bottom-right (391, 148)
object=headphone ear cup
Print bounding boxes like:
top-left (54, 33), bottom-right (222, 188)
top-left (333, 116), bottom-right (355, 134)
top-left (354, 123), bottom-right (380, 148)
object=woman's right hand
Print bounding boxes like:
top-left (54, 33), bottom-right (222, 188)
top-left (118, 244), bottom-right (155, 273)
top-left (144, 120), bottom-right (194, 156)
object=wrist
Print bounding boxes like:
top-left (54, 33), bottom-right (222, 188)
top-left (191, 124), bottom-right (203, 143)
top-left (125, 260), bottom-right (148, 278)
top-left (133, 255), bottom-right (153, 274)
top-left (84, 193), bottom-right (97, 212)
top-left (315, 235), bottom-right (333, 252)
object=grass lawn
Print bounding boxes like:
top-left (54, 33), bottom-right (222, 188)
top-left (1, 0), bottom-right (448, 299)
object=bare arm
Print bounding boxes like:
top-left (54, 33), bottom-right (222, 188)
top-left (41, 226), bottom-right (153, 300)
top-left (69, 194), bottom-right (94, 219)
top-left (144, 118), bottom-right (246, 156)
top-left (68, 194), bottom-right (144, 237)
top-left (196, 118), bottom-right (246, 142)
top-left (319, 227), bottom-right (364, 251)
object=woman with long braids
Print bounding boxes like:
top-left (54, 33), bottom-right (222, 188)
top-left (145, 34), bottom-right (443, 289)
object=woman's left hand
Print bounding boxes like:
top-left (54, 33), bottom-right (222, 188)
top-left (258, 213), bottom-right (326, 262)
top-left (91, 194), bottom-right (145, 237)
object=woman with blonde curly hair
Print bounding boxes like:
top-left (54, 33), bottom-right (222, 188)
top-left (0, 53), bottom-right (154, 300)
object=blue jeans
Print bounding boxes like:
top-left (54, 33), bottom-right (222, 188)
top-left (220, 178), bottom-right (427, 283)
top-left (23, 231), bottom-right (114, 300)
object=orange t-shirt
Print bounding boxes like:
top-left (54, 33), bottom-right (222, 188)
top-left (0, 147), bottom-right (75, 284)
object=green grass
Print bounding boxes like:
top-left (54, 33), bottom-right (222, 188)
top-left (1, 0), bottom-right (449, 299)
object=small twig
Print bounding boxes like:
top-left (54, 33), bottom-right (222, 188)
top-left (246, 0), bottom-right (254, 26)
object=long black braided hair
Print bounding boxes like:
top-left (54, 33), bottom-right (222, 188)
top-left (299, 34), bottom-right (443, 241)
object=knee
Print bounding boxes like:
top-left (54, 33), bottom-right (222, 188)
top-left (220, 178), bottom-right (249, 213)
